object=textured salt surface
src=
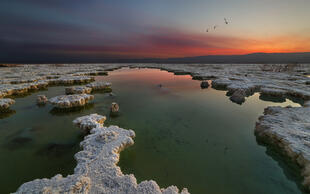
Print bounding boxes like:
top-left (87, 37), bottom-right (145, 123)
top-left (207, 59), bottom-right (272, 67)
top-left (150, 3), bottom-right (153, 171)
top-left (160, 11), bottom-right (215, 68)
top-left (15, 114), bottom-right (189, 194)
top-left (0, 98), bottom-right (15, 111)
top-left (49, 94), bottom-right (94, 109)
top-left (256, 106), bottom-right (310, 190)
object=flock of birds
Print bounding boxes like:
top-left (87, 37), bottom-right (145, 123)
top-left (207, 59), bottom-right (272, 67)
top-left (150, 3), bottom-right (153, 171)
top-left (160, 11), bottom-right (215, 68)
top-left (206, 18), bottom-right (230, 32)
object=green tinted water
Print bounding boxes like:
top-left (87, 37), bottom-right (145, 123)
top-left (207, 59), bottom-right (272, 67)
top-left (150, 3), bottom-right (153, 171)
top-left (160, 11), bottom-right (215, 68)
top-left (0, 68), bottom-right (304, 193)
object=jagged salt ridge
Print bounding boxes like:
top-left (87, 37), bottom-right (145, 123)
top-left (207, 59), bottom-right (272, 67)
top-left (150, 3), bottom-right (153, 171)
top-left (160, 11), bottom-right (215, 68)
top-left (15, 114), bottom-right (189, 194)
top-left (255, 106), bottom-right (310, 190)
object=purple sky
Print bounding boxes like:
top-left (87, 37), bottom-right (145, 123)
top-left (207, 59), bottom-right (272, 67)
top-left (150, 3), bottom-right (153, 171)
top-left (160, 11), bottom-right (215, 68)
top-left (1, 0), bottom-right (310, 62)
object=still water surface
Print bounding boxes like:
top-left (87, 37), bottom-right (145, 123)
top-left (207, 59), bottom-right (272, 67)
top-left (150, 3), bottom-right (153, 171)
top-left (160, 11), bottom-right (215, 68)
top-left (0, 68), bottom-right (304, 193)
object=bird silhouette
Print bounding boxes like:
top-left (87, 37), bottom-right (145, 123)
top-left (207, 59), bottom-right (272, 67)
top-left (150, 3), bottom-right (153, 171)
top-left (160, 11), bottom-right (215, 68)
top-left (224, 18), bottom-right (229, 24)
top-left (205, 18), bottom-right (231, 33)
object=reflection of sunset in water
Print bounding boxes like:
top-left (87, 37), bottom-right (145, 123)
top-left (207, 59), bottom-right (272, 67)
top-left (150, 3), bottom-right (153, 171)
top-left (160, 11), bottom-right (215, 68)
top-left (97, 68), bottom-right (198, 92)
top-left (99, 68), bottom-right (192, 82)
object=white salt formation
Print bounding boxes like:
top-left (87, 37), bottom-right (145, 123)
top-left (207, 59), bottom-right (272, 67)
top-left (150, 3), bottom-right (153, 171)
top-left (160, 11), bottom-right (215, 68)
top-left (48, 76), bottom-right (94, 85)
top-left (255, 106), bottom-right (310, 190)
top-left (260, 87), bottom-right (287, 97)
top-left (229, 89), bottom-right (246, 104)
top-left (36, 95), bottom-right (48, 105)
top-left (49, 94), bottom-right (94, 109)
top-left (86, 81), bottom-right (111, 91)
top-left (111, 102), bottom-right (119, 113)
top-left (0, 81), bottom-right (48, 98)
top-left (73, 114), bottom-right (106, 132)
top-left (15, 114), bottom-right (189, 194)
top-left (0, 98), bottom-right (15, 111)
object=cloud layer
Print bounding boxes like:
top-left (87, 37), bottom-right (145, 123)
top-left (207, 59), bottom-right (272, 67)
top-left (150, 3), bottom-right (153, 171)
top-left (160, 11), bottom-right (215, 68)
top-left (1, 0), bottom-right (309, 62)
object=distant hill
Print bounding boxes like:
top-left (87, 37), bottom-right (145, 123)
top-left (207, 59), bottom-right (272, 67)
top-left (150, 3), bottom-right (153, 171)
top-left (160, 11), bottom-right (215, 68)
top-left (130, 52), bottom-right (310, 64)
top-left (1, 52), bottom-right (310, 64)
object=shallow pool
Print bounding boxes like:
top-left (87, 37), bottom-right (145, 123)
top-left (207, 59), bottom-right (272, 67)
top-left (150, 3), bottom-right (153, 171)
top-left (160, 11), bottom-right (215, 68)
top-left (0, 68), bottom-right (304, 193)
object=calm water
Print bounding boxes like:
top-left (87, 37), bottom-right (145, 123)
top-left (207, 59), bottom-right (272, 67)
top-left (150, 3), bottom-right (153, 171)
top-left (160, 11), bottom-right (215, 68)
top-left (0, 68), bottom-right (304, 194)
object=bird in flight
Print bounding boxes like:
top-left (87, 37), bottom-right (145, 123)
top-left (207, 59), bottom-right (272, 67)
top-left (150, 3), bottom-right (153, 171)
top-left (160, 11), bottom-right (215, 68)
top-left (205, 18), bottom-right (231, 33)
top-left (224, 18), bottom-right (229, 24)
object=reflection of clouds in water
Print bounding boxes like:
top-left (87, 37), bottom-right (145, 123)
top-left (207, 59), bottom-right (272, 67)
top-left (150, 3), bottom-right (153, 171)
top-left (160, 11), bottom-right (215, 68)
top-left (104, 68), bottom-right (195, 86)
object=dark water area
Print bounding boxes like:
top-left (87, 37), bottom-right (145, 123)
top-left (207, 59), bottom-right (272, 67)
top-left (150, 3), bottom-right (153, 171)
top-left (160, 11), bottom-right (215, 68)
top-left (0, 68), bottom-right (304, 193)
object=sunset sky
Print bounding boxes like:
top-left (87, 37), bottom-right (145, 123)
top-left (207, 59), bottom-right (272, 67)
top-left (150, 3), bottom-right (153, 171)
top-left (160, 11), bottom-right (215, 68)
top-left (1, 0), bottom-right (310, 61)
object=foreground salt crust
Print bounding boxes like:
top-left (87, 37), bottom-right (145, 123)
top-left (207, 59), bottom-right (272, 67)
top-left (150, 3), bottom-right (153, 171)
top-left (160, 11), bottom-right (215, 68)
top-left (15, 114), bottom-right (189, 194)
top-left (49, 94), bottom-right (94, 108)
top-left (255, 106), bottom-right (310, 190)
top-left (0, 98), bottom-right (15, 111)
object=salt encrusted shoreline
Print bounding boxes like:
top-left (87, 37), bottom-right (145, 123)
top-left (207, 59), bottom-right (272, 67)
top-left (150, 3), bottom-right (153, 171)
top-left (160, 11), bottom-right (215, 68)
top-left (15, 114), bottom-right (189, 194)
top-left (0, 64), bottom-right (309, 102)
top-left (255, 106), bottom-right (310, 190)
top-left (0, 63), bottom-right (309, 192)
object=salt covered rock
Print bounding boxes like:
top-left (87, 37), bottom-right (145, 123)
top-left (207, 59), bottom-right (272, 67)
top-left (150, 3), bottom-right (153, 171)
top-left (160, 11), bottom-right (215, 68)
top-left (111, 102), bottom-right (119, 113)
top-left (200, 81), bottom-right (209, 89)
top-left (0, 98), bottom-right (15, 111)
top-left (49, 94), bottom-right (94, 109)
top-left (73, 114), bottom-right (106, 132)
top-left (255, 106), bottom-right (310, 190)
top-left (65, 86), bottom-right (92, 95)
top-left (211, 78), bottom-right (231, 90)
top-left (48, 76), bottom-right (94, 85)
top-left (36, 95), bottom-right (48, 105)
top-left (260, 87), bottom-right (287, 97)
top-left (229, 89), bottom-right (246, 104)
top-left (86, 81), bottom-right (111, 91)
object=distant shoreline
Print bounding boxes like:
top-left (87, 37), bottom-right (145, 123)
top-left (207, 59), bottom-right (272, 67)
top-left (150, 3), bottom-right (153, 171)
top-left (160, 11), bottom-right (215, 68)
top-left (1, 52), bottom-right (310, 64)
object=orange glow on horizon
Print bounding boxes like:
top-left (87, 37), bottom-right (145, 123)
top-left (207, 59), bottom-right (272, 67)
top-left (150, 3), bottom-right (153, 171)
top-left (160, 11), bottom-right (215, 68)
top-left (48, 31), bottom-right (310, 59)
